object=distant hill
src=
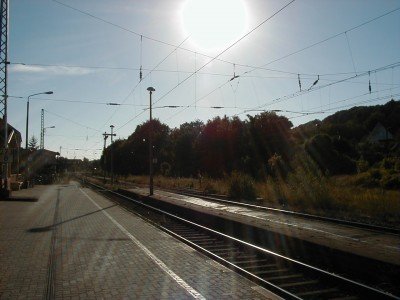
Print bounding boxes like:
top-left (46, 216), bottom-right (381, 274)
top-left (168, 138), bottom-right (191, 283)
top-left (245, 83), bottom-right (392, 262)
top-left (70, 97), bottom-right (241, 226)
top-left (293, 99), bottom-right (399, 143)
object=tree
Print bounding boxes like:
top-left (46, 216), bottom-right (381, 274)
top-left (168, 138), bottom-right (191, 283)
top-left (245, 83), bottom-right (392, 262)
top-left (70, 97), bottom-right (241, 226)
top-left (196, 116), bottom-right (245, 177)
top-left (171, 120), bottom-right (203, 177)
top-left (246, 112), bottom-right (293, 178)
top-left (305, 134), bottom-right (356, 175)
top-left (28, 135), bottom-right (38, 150)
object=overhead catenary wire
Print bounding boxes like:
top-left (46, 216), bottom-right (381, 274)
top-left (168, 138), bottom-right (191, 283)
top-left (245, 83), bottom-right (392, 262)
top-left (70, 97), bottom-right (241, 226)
top-left (345, 31), bottom-right (357, 75)
top-left (45, 1), bottom-right (400, 160)
top-left (51, 1), bottom-right (400, 80)
top-left (153, 0), bottom-right (296, 108)
top-left (44, 109), bottom-right (102, 132)
top-left (51, 0), bottom-right (298, 77)
top-left (113, 37), bottom-right (190, 132)
top-left (235, 61), bottom-right (400, 116)
top-left (161, 7), bottom-right (400, 122)
top-left (163, 62), bottom-right (400, 123)
top-left (122, 0), bottom-right (296, 128)
top-left (288, 93), bottom-right (400, 120)
top-left (139, 35), bottom-right (143, 82)
top-left (8, 95), bottom-right (139, 106)
top-left (255, 6), bottom-right (400, 69)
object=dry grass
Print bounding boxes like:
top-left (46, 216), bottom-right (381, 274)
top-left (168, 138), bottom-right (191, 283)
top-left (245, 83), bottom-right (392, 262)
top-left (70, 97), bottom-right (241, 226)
top-left (123, 174), bottom-right (229, 195)
top-left (92, 172), bottom-right (399, 228)
top-left (258, 173), bottom-right (400, 227)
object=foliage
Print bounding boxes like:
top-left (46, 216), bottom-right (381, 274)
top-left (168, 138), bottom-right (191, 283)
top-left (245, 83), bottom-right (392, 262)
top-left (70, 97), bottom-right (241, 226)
top-left (28, 135), bottom-right (38, 150)
top-left (100, 100), bottom-right (399, 194)
top-left (305, 134), bottom-right (356, 175)
top-left (228, 171), bottom-right (257, 201)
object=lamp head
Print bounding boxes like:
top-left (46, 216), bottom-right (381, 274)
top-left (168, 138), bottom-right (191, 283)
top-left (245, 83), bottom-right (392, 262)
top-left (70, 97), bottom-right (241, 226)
top-left (45, 91), bottom-right (53, 95)
top-left (147, 87), bottom-right (155, 92)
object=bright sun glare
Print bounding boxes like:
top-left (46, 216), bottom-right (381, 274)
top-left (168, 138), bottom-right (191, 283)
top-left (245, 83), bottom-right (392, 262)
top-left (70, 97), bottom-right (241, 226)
top-left (181, 0), bottom-right (247, 52)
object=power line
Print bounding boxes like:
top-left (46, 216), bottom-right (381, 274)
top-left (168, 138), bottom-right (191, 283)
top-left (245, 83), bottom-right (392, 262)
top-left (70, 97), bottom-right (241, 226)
top-left (51, 2), bottom-right (399, 80)
top-left (307, 86), bottom-right (400, 112)
top-left (104, 37), bottom-right (189, 134)
top-left (9, 95), bottom-right (141, 106)
top-left (256, 6), bottom-right (400, 69)
top-left (153, 0), bottom-right (295, 107)
top-left (51, 0), bottom-right (297, 76)
top-left (236, 61), bottom-right (400, 116)
top-left (44, 109), bottom-right (101, 132)
top-left (288, 93), bottom-right (400, 120)
top-left (116, 1), bottom-right (296, 130)
top-left (14, 62), bottom-right (390, 79)
top-left (160, 8), bottom-right (400, 122)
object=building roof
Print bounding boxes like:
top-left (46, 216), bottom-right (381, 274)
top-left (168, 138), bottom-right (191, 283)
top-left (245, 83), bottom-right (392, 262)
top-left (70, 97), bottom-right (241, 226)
top-left (0, 118), bottom-right (22, 147)
top-left (367, 122), bottom-right (394, 143)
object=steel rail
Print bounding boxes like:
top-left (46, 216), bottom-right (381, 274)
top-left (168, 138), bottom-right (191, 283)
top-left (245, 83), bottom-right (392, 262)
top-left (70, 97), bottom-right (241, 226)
top-left (82, 178), bottom-right (398, 299)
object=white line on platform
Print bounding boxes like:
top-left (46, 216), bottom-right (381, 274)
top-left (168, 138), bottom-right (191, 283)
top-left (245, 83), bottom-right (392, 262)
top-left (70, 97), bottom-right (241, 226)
top-left (79, 188), bottom-right (206, 300)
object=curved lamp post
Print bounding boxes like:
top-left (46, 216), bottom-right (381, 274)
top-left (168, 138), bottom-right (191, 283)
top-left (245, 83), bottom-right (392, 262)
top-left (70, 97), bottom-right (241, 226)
top-left (26, 91), bottom-right (53, 149)
top-left (41, 125), bottom-right (55, 149)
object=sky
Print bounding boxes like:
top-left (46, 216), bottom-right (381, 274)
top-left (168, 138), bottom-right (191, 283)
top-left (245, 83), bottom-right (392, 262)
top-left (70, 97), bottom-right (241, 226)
top-left (7, 0), bottom-right (400, 159)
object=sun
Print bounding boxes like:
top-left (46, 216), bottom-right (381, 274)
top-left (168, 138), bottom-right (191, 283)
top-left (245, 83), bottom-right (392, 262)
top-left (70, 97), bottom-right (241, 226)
top-left (181, 0), bottom-right (247, 52)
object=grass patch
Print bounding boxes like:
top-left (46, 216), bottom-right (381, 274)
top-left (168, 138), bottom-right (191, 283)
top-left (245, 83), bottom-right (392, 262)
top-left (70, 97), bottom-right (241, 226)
top-left (91, 171), bottom-right (400, 228)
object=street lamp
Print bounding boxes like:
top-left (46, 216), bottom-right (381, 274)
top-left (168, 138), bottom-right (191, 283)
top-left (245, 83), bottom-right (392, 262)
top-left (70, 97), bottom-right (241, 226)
top-left (26, 91), bottom-right (53, 149)
top-left (42, 125), bottom-right (55, 149)
top-left (147, 87), bottom-right (155, 195)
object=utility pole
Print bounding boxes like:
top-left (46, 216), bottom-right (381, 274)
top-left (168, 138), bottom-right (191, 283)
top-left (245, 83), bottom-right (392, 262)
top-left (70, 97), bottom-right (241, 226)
top-left (102, 130), bottom-right (115, 184)
top-left (0, 0), bottom-right (9, 197)
top-left (110, 125), bottom-right (115, 185)
top-left (102, 132), bottom-right (108, 183)
top-left (147, 87), bottom-right (155, 195)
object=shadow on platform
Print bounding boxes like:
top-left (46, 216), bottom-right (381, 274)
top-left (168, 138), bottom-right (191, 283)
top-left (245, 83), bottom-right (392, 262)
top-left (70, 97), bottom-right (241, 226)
top-left (27, 204), bottom-right (117, 233)
top-left (0, 196), bottom-right (38, 202)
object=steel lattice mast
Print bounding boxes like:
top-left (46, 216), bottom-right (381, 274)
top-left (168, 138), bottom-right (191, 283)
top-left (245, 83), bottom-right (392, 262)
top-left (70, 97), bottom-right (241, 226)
top-left (0, 0), bottom-right (8, 193)
top-left (40, 109), bottom-right (44, 149)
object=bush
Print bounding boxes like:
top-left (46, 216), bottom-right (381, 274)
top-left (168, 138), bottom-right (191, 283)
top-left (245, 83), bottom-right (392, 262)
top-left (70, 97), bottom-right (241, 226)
top-left (160, 162), bottom-right (171, 176)
top-left (381, 174), bottom-right (400, 189)
top-left (381, 157), bottom-right (400, 171)
top-left (356, 159), bottom-right (369, 173)
top-left (228, 172), bottom-right (257, 201)
top-left (305, 134), bottom-right (356, 175)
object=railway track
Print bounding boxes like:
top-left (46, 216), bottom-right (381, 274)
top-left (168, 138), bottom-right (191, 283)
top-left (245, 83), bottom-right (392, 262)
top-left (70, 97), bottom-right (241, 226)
top-left (163, 187), bottom-right (400, 235)
top-left (88, 175), bottom-right (400, 235)
top-left (83, 179), bottom-right (398, 299)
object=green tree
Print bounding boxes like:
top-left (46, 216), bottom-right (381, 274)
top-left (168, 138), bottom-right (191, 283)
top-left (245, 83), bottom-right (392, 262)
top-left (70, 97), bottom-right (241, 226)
top-left (28, 135), bottom-right (38, 150)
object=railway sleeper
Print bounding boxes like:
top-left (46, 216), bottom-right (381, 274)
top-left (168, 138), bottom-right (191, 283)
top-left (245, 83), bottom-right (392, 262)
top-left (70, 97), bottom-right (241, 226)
top-left (238, 263), bottom-right (278, 270)
top-left (295, 287), bottom-right (340, 298)
top-left (265, 273), bottom-right (304, 282)
top-left (193, 241), bottom-right (226, 247)
top-left (251, 268), bottom-right (289, 276)
top-left (231, 258), bottom-right (271, 265)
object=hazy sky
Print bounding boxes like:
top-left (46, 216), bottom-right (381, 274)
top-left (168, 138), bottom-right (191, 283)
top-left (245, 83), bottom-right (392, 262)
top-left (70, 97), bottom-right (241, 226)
top-left (8, 0), bottom-right (400, 159)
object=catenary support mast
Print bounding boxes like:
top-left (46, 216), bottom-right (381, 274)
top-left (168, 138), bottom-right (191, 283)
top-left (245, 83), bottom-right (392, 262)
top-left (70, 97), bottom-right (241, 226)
top-left (0, 0), bottom-right (9, 195)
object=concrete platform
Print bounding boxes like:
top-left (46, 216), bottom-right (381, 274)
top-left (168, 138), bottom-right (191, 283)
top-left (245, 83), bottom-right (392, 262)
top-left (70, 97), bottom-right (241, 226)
top-left (0, 183), bottom-right (280, 299)
top-left (124, 187), bottom-right (400, 266)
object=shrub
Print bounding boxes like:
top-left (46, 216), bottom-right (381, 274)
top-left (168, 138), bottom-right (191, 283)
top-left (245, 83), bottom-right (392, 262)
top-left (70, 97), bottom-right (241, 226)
top-left (381, 174), bottom-right (400, 189)
top-left (381, 157), bottom-right (400, 171)
top-left (356, 159), bottom-right (369, 173)
top-left (160, 162), bottom-right (171, 176)
top-left (228, 172), bottom-right (257, 201)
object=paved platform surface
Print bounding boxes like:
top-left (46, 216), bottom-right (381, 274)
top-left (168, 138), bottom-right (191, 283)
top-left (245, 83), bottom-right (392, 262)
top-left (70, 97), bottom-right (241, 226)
top-left (0, 182), bottom-right (280, 299)
top-left (125, 187), bottom-right (400, 266)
